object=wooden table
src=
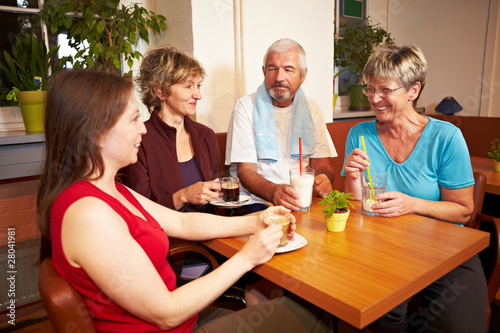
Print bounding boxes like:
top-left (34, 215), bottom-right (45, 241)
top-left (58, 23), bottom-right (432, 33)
top-left (471, 156), bottom-right (500, 195)
top-left (203, 197), bottom-right (489, 329)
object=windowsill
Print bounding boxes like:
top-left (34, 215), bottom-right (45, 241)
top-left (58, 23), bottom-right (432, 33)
top-left (333, 108), bottom-right (377, 120)
top-left (0, 130), bottom-right (45, 144)
top-left (0, 105), bottom-right (25, 132)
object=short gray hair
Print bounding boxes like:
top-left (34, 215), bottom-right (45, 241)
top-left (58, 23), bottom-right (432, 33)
top-left (362, 45), bottom-right (428, 107)
top-left (263, 38), bottom-right (307, 72)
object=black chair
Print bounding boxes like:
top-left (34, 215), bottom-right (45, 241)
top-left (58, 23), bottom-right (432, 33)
top-left (476, 213), bottom-right (500, 330)
top-left (468, 172), bottom-right (500, 330)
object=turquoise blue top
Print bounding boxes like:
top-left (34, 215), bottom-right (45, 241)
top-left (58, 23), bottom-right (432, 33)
top-left (341, 117), bottom-right (474, 201)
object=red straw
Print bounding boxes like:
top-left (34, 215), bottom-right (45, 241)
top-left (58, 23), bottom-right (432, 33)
top-left (299, 137), bottom-right (303, 175)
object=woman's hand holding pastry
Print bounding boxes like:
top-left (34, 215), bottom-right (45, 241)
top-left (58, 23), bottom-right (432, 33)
top-left (257, 206), bottom-right (296, 239)
top-left (237, 224), bottom-right (281, 269)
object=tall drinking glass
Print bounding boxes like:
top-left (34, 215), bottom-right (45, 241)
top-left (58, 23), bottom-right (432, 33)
top-left (361, 170), bottom-right (387, 216)
top-left (289, 167), bottom-right (315, 211)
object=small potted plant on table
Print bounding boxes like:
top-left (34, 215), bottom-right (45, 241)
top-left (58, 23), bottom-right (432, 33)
top-left (488, 138), bottom-right (500, 172)
top-left (319, 190), bottom-right (355, 232)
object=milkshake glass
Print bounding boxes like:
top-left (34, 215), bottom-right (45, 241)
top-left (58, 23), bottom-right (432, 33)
top-left (289, 167), bottom-right (315, 211)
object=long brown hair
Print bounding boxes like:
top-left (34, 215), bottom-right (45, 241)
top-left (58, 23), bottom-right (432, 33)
top-left (38, 69), bottom-right (133, 261)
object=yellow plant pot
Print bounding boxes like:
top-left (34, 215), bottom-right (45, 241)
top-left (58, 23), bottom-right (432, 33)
top-left (494, 160), bottom-right (500, 172)
top-left (16, 91), bottom-right (46, 132)
top-left (325, 209), bottom-right (350, 232)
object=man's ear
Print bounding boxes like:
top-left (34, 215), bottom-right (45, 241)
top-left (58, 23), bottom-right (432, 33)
top-left (300, 68), bottom-right (308, 85)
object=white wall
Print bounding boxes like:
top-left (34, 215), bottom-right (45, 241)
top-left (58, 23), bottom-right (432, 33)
top-left (241, 1), bottom-right (334, 129)
top-left (153, 0), bottom-right (193, 52)
top-left (153, 0), bottom-right (334, 133)
top-left (489, 2), bottom-right (500, 117)
top-left (191, 0), bottom-right (237, 133)
top-left (369, 0), bottom-right (499, 117)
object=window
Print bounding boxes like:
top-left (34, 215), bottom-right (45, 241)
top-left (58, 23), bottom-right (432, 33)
top-left (0, 0), bottom-right (44, 106)
top-left (0, 1), bottom-right (73, 107)
top-left (334, 0), bottom-right (367, 96)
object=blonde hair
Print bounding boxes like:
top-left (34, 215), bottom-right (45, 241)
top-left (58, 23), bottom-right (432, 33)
top-left (136, 46), bottom-right (206, 113)
top-left (362, 45), bottom-right (427, 107)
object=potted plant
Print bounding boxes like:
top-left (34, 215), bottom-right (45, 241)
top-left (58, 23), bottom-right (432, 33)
top-left (334, 18), bottom-right (394, 111)
top-left (0, 33), bottom-right (67, 132)
top-left (319, 190), bottom-right (355, 232)
top-left (38, 0), bottom-right (166, 75)
top-left (488, 138), bottom-right (500, 172)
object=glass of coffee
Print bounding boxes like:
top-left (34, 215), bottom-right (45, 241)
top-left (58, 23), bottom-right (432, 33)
top-left (263, 211), bottom-right (291, 247)
top-left (220, 177), bottom-right (240, 203)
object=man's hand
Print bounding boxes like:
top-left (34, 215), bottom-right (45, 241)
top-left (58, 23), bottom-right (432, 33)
top-left (271, 184), bottom-right (303, 211)
top-left (313, 173), bottom-right (332, 197)
top-left (310, 157), bottom-right (334, 197)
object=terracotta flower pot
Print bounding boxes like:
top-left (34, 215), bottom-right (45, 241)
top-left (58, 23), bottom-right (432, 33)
top-left (325, 209), bottom-right (350, 232)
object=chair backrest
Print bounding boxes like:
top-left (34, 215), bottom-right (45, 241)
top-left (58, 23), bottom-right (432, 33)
top-left (168, 241), bottom-right (220, 269)
top-left (216, 132), bottom-right (230, 177)
top-left (479, 215), bottom-right (500, 301)
top-left (38, 258), bottom-right (96, 333)
top-left (467, 171), bottom-right (487, 229)
top-left (477, 213), bottom-right (500, 330)
top-left (326, 119), bottom-right (365, 191)
top-left (39, 243), bottom-right (223, 332)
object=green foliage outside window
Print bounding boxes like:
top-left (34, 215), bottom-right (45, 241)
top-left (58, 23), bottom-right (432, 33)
top-left (39, 0), bottom-right (167, 75)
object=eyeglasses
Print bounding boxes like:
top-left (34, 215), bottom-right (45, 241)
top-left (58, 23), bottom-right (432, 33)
top-left (362, 87), bottom-right (403, 98)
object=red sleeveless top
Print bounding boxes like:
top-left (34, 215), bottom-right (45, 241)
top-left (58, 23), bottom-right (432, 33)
top-left (51, 181), bottom-right (197, 332)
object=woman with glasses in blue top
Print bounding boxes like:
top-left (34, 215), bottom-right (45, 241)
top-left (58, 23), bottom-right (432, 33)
top-left (341, 45), bottom-right (487, 332)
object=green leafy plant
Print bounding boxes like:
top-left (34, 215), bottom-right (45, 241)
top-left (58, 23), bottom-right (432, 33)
top-left (39, 0), bottom-right (167, 75)
top-left (319, 190), bottom-right (355, 217)
top-left (0, 33), bottom-right (66, 93)
top-left (5, 87), bottom-right (20, 103)
top-left (334, 17), bottom-right (394, 83)
top-left (488, 138), bottom-right (500, 162)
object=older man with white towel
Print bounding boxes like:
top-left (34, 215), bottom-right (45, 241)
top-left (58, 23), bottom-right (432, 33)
top-left (226, 38), bottom-right (337, 214)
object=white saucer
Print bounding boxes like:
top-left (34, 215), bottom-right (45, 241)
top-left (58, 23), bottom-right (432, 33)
top-left (276, 233), bottom-right (307, 253)
top-left (210, 195), bottom-right (252, 208)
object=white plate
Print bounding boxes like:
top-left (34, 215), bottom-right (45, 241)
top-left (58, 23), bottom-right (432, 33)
top-left (276, 233), bottom-right (307, 253)
top-left (210, 195), bottom-right (252, 208)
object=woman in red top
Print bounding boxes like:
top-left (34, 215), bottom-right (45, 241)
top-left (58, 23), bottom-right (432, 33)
top-left (38, 69), bottom-right (334, 332)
